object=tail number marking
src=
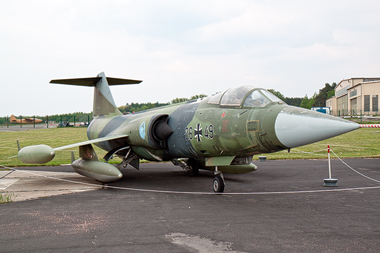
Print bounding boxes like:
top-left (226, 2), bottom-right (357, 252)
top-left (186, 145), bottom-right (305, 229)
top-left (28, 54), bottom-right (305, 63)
top-left (185, 124), bottom-right (213, 142)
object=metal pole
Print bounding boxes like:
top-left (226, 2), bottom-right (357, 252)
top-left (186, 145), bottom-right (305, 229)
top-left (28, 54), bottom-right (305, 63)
top-left (323, 145), bottom-right (338, 186)
top-left (328, 145), bottom-right (331, 180)
top-left (20, 115), bottom-right (22, 128)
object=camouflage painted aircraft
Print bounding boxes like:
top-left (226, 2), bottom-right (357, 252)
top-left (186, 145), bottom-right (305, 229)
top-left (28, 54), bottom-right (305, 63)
top-left (10, 115), bottom-right (43, 124)
top-left (17, 72), bottom-right (359, 192)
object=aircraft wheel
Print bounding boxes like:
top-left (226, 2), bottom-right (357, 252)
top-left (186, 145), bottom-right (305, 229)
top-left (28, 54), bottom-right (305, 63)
top-left (213, 175), bottom-right (225, 193)
top-left (186, 159), bottom-right (199, 177)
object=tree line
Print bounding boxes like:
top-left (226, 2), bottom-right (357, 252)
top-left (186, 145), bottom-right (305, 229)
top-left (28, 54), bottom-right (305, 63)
top-left (118, 83), bottom-right (336, 113)
top-left (268, 82), bottom-right (336, 109)
top-left (1, 82), bottom-right (336, 125)
top-left (47, 112), bottom-right (92, 123)
top-left (118, 94), bottom-right (208, 114)
top-left (299, 82), bottom-right (336, 109)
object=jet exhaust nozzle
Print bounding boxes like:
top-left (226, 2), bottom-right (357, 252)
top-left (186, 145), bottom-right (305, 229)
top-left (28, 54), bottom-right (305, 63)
top-left (154, 120), bottom-right (173, 140)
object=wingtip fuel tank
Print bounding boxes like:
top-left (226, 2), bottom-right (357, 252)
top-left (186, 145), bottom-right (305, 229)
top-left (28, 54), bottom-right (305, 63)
top-left (71, 159), bottom-right (123, 183)
top-left (18, 144), bottom-right (55, 164)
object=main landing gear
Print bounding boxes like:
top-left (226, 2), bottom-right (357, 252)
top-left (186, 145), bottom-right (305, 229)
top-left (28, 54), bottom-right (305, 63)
top-left (172, 159), bottom-right (225, 193)
top-left (213, 166), bottom-right (225, 193)
top-left (186, 159), bottom-right (200, 177)
top-left (171, 158), bottom-right (200, 177)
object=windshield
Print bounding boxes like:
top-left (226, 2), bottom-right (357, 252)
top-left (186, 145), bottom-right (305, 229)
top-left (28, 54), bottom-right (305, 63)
top-left (260, 89), bottom-right (284, 103)
top-left (243, 89), bottom-right (285, 107)
top-left (243, 90), bottom-right (271, 107)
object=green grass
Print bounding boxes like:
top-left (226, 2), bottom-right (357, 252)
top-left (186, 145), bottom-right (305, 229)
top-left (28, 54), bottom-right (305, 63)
top-left (0, 127), bottom-right (380, 167)
top-left (263, 127), bottom-right (380, 160)
top-left (0, 128), bottom-right (111, 167)
top-left (0, 193), bottom-right (16, 204)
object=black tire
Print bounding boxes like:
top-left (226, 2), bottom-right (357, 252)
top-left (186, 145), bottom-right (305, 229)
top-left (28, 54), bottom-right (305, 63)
top-left (213, 175), bottom-right (225, 193)
top-left (186, 159), bottom-right (199, 177)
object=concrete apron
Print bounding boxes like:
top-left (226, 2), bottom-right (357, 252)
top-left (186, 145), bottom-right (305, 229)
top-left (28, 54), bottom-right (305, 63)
top-left (0, 168), bottom-right (101, 202)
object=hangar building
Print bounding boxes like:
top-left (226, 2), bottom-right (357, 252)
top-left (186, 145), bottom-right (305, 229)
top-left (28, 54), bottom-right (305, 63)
top-left (326, 78), bottom-right (380, 116)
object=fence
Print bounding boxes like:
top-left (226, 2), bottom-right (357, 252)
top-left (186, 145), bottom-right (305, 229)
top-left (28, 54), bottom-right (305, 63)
top-left (330, 110), bottom-right (380, 117)
top-left (329, 110), bottom-right (380, 124)
top-left (0, 114), bottom-right (93, 129)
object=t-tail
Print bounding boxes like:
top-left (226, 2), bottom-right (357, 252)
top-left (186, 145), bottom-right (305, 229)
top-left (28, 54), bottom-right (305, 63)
top-left (49, 72), bottom-right (142, 117)
top-left (10, 115), bottom-right (17, 122)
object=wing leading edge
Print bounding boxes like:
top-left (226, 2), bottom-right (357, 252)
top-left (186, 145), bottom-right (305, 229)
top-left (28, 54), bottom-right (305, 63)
top-left (53, 134), bottom-right (128, 151)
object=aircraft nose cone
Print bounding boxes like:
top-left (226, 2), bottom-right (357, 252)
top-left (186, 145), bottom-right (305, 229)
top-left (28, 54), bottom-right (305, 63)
top-left (274, 107), bottom-right (359, 148)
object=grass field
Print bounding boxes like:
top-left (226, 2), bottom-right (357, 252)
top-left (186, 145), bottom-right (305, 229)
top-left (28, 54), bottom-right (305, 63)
top-left (0, 128), bottom-right (105, 167)
top-left (1, 127), bottom-right (380, 167)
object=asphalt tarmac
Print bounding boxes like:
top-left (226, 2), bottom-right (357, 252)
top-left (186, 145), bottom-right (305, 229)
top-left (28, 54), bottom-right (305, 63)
top-left (1, 159), bottom-right (380, 252)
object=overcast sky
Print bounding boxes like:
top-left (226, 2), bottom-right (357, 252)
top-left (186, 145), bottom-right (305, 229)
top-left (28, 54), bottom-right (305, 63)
top-left (1, 0), bottom-right (380, 116)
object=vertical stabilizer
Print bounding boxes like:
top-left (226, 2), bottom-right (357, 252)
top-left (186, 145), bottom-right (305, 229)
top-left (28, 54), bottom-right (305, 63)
top-left (50, 72), bottom-right (142, 117)
top-left (93, 72), bottom-right (122, 117)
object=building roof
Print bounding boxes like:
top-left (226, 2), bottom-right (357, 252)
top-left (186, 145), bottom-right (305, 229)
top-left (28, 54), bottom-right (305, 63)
top-left (347, 79), bottom-right (380, 90)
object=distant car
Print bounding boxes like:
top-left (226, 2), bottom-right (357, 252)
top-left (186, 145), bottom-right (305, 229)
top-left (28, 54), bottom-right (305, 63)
top-left (311, 107), bottom-right (330, 114)
top-left (58, 121), bottom-right (73, 127)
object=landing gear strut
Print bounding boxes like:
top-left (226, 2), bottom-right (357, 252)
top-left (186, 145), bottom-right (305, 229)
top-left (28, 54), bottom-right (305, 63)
top-left (171, 158), bottom-right (199, 177)
top-left (186, 159), bottom-right (199, 177)
top-left (171, 159), bottom-right (225, 193)
top-left (213, 166), bottom-right (225, 193)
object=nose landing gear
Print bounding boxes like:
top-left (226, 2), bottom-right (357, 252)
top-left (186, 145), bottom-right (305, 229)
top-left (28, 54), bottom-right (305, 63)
top-left (213, 166), bottom-right (225, 193)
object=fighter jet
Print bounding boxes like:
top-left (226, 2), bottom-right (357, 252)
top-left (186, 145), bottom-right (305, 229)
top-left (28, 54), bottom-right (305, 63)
top-left (10, 115), bottom-right (43, 124)
top-left (17, 72), bottom-right (359, 192)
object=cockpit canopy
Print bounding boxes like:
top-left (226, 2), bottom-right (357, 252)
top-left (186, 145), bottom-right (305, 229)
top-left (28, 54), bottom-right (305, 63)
top-left (208, 85), bottom-right (284, 107)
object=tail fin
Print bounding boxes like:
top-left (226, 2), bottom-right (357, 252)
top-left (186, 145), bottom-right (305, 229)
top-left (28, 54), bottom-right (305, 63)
top-left (50, 72), bottom-right (142, 117)
top-left (10, 115), bottom-right (17, 122)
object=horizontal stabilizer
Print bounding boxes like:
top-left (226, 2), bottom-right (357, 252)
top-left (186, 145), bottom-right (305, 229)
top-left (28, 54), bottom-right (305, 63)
top-left (50, 72), bottom-right (141, 117)
top-left (50, 77), bottom-right (142, 86)
top-left (54, 134), bottom-right (128, 151)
